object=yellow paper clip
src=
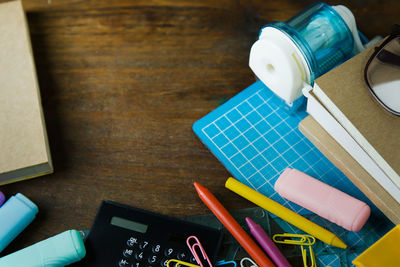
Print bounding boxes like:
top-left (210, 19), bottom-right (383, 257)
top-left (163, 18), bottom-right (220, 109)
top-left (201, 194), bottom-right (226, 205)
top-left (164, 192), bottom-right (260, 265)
top-left (239, 257), bottom-right (258, 267)
top-left (273, 233), bottom-right (316, 267)
top-left (301, 244), bottom-right (316, 267)
top-left (167, 259), bottom-right (200, 267)
top-left (272, 233), bottom-right (315, 246)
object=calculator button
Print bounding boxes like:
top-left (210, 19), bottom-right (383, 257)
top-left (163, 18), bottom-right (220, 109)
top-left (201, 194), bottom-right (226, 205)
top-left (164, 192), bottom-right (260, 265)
top-left (135, 251), bottom-right (144, 261)
top-left (152, 244), bottom-right (162, 254)
top-left (123, 249), bottom-right (134, 258)
top-left (189, 256), bottom-right (197, 263)
top-left (164, 248), bottom-right (174, 257)
top-left (177, 251), bottom-right (188, 261)
top-left (131, 263), bottom-right (141, 267)
top-left (139, 240), bottom-right (149, 250)
top-left (161, 258), bottom-right (169, 267)
top-left (118, 259), bottom-right (130, 267)
top-left (127, 237), bottom-right (139, 247)
top-left (148, 255), bottom-right (158, 264)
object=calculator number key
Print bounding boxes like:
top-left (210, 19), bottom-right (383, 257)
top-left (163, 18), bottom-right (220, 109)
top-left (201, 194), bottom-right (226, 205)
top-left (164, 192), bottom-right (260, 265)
top-left (135, 251), bottom-right (144, 261)
top-left (148, 255), bottom-right (158, 264)
top-left (161, 259), bottom-right (170, 267)
top-left (152, 244), bottom-right (161, 254)
top-left (139, 240), bottom-right (149, 250)
top-left (164, 248), bottom-right (174, 257)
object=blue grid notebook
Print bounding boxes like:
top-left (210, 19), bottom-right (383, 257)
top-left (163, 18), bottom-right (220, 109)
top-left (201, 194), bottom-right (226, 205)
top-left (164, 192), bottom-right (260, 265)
top-left (193, 80), bottom-right (392, 266)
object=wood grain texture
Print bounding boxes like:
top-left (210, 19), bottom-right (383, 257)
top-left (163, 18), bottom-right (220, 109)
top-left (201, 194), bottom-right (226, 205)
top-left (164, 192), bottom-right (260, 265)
top-left (0, 0), bottom-right (398, 258)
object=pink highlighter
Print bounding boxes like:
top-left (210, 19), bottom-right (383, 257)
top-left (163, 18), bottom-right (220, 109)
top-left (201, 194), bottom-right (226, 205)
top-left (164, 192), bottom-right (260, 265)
top-left (274, 168), bottom-right (370, 232)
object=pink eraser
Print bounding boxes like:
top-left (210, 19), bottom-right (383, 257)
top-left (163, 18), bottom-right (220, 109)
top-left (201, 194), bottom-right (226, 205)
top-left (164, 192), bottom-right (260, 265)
top-left (275, 168), bottom-right (370, 232)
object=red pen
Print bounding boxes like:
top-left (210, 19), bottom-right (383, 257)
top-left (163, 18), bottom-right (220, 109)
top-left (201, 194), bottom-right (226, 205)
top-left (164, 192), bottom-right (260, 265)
top-left (194, 182), bottom-right (275, 267)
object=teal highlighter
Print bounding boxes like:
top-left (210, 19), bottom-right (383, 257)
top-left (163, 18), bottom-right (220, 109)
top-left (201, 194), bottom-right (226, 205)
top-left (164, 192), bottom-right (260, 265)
top-left (0, 230), bottom-right (86, 267)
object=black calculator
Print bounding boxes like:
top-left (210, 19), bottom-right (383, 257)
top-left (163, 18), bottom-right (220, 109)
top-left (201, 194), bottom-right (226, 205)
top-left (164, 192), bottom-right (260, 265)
top-left (71, 200), bottom-right (224, 267)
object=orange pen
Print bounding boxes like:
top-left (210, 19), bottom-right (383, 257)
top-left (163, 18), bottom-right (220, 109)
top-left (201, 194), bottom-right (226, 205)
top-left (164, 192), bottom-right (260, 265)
top-left (194, 182), bottom-right (275, 267)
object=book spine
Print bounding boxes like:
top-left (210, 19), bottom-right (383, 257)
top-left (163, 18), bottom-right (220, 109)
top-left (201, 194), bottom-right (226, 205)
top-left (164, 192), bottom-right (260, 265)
top-left (303, 86), bottom-right (400, 203)
top-left (312, 83), bottom-right (400, 189)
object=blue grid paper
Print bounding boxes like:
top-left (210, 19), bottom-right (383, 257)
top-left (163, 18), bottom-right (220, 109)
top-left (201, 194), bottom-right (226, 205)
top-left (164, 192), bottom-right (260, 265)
top-left (193, 81), bottom-right (371, 213)
top-left (193, 81), bottom-right (392, 266)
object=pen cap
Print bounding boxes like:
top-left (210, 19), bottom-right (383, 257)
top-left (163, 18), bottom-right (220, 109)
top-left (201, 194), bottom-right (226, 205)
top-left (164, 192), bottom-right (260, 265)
top-left (0, 193), bottom-right (38, 252)
top-left (274, 168), bottom-right (370, 231)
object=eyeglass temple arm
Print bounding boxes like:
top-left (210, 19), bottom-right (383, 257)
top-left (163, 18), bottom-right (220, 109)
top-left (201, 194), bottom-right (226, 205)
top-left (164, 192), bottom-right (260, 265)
top-left (376, 49), bottom-right (400, 67)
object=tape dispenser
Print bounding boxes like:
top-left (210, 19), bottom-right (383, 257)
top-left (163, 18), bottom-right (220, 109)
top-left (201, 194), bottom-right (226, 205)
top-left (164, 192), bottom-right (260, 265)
top-left (249, 2), bottom-right (378, 108)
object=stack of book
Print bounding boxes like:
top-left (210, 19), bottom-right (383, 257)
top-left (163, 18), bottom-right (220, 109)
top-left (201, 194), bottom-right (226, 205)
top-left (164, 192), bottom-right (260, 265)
top-left (300, 44), bottom-right (400, 224)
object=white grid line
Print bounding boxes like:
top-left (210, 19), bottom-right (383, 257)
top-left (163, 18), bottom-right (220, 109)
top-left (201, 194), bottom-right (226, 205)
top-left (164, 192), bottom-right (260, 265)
top-left (205, 119), bottom-right (253, 187)
top-left (224, 110), bottom-right (274, 188)
top-left (200, 87), bottom-right (344, 205)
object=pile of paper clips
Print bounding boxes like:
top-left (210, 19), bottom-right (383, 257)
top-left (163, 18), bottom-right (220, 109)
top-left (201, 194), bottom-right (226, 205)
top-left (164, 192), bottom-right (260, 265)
top-left (167, 235), bottom-right (213, 267)
top-left (166, 235), bottom-right (249, 267)
top-left (215, 233), bottom-right (317, 267)
top-left (166, 233), bottom-right (317, 267)
top-left (273, 233), bottom-right (316, 267)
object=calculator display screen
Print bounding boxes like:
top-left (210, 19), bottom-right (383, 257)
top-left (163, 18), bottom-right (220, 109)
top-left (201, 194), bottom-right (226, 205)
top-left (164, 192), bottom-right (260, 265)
top-left (110, 216), bottom-right (148, 233)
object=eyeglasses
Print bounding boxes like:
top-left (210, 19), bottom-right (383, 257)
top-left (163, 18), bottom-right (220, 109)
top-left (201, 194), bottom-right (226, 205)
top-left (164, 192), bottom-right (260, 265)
top-left (364, 25), bottom-right (400, 116)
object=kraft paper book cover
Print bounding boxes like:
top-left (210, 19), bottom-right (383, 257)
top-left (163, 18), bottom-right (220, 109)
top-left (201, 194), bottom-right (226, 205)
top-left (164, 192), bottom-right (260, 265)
top-left (312, 41), bottom-right (400, 190)
top-left (0, 0), bottom-right (53, 184)
top-left (303, 85), bottom-right (400, 205)
top-left (299, 116), bottom-right (400, 224)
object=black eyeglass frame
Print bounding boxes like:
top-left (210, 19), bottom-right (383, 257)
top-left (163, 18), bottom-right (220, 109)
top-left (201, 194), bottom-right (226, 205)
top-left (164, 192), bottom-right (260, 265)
top-left (364, 24), bottom-right (400, 116)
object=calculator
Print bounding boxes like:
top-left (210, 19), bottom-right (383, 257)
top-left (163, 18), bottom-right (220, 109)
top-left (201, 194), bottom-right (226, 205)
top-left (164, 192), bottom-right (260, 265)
top-left (71, 200), bottom-right (224, 267)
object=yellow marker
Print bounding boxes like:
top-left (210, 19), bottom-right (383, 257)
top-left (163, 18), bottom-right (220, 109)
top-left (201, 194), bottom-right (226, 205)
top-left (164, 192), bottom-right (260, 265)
top-left (225, 177), bottom-right (347, 249)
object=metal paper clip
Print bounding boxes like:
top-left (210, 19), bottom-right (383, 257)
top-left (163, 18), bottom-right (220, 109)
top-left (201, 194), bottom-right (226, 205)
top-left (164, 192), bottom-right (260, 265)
top-left (301, 245), bottom-right (316, 267)
top-left (215, 260), bottom-right (237, 267)
top-left (167, 259), bottom-right (200, 267)
top-left (272, 233), bottom-right (315, 246)
top-left (239, 257), bottom-right (258, 267)
top-left (187, 235), bottom-right (213, 267)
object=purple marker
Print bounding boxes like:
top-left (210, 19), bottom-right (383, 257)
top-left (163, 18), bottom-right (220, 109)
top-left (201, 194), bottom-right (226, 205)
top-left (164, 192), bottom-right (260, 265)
top-left (246, 217), bottom-right (292, 267)
top-left (0, 191), bottom-right (5, 207)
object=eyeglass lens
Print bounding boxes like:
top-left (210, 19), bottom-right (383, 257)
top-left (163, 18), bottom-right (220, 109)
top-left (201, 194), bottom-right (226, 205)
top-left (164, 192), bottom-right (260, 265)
top-left (366, 37), bottom-right (400, 114)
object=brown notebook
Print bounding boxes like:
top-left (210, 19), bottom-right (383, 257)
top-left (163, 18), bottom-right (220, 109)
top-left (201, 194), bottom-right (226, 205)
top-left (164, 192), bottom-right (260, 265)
top-left (313, 41), bottom-right (400, 189)
top-left (0, 0), bottom-right (53, 184)
top-left (299, 116), bottom-right (400, 224)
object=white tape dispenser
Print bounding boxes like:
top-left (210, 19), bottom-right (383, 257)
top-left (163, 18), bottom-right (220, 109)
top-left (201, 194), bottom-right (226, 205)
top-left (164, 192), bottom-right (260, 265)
top-left (249, 2), bottom-right (377, 107)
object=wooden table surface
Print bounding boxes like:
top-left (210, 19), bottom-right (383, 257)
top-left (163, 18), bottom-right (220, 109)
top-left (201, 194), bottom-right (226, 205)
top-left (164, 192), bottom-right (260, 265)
top-left (1, 0), bottom-right (399, 261)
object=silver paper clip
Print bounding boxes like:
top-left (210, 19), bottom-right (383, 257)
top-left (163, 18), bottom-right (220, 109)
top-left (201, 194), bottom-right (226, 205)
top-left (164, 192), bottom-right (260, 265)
top-left (239, 257), bottom-right (258, 267)
top-left (186, 235), bottom-right (213, 267)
